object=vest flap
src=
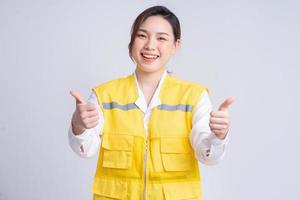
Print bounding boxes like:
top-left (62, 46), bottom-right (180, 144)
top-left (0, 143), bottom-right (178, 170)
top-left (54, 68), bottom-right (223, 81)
top-left (102, 134), bottom-right (134, 151)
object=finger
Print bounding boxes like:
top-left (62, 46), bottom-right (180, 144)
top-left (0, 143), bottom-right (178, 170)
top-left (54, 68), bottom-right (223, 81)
top-left (210, 111), bottom-right (228, 118)
top-left (86, 102), bottom-right (97, 111)
top-left (210, 117), bottom-right (229, 125)
top-left (78, 103), bottom-right (97, 112)
top-left (80, 110), bottom-right (99, 119)
top-left (85, 121), bottom-right (99, 129)
top-left (219, 96), bottom-right (236, 111)
top-left (212, 129), bottom-right (227, 135)
top-left (209, 123), bottom-right (227, 130)
top-left (83, 115), bottom-right (99, 125)
top-left (70, 90), bottom-right (86, 104)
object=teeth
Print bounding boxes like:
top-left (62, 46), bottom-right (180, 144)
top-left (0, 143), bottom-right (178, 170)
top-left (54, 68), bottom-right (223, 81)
top-left (142, 54), bottom-right (158, 59)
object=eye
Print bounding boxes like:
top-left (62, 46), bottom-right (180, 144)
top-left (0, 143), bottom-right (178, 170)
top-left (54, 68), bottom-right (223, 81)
top-left (158, 37), bottom-right (167, 41)
top-left (137, 34), bottom-right (146, 39)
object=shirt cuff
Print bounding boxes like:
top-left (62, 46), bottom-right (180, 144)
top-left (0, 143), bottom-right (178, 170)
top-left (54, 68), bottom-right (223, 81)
top-left (208, 131), bottom-right (229, 146)
top-left (68, 125), bottom-right (91, 144)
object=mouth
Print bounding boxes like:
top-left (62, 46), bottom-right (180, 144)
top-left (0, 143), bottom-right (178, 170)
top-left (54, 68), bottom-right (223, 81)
top-left (141, 52), bottom-right (159, 63)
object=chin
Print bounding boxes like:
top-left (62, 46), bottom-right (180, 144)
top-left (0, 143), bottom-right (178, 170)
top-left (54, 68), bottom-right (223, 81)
top-left (137, 64), bottom-right (164, 74)
top-left (137, 67), bottom-right (156, 73)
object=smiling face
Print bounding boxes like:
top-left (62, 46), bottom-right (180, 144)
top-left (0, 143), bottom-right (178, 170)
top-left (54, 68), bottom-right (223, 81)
top-left (131, 15), bottom-right (180, 74)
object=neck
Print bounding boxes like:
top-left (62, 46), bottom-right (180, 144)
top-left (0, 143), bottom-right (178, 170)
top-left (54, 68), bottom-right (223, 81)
top-left (135, 67), bottom-right (165, 88)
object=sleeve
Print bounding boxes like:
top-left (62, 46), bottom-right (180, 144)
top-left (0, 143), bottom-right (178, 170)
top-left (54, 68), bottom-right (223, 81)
top-left (68, 91), bottom-right (104, 158)
top-left (189, 90), bottom-right (229, 165)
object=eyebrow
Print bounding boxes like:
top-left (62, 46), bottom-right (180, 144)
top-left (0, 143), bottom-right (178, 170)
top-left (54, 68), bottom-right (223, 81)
top-left (138, 28), bottom-right (170, 36)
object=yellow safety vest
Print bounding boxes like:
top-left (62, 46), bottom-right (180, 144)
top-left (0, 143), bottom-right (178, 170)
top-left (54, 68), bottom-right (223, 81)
top-left (92, 72), bottom-right (209, 200)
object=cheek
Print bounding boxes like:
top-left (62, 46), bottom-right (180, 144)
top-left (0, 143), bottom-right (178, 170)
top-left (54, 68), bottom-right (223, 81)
top-left (131, 44), bottom-right (140, 56)
top-left (132, 38), bottom-right (144, 49)
top-left (160, 45), bottom-right (175, 57)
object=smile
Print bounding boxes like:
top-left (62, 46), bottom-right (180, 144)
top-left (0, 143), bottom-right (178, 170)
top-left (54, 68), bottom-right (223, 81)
top-left (141, 53), bottom-right (159, 59)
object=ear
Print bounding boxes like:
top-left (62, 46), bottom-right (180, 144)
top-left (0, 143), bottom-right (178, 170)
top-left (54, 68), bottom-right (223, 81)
top-left (172, 39), bottom-right (181, 54)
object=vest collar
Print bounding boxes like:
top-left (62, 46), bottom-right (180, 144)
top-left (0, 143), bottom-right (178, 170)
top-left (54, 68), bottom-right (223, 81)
top-left (132, 70), bottom-right (168, 113)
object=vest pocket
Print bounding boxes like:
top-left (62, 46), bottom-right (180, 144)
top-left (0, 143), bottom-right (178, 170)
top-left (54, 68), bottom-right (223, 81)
top-left (101, 134), bottom-right (134, 169)
top-left (160, 137), bottom-right (194, 171)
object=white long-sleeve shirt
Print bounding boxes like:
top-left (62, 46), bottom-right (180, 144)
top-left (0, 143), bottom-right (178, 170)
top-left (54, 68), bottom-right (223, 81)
top-left (68, 70), bottom-right (228, 165)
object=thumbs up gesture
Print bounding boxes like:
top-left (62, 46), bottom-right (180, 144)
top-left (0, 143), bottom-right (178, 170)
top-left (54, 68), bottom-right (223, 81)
top-left (209, 96), bottom-right (236, 140)
top-left (70, 90), bottom-right (99, 135)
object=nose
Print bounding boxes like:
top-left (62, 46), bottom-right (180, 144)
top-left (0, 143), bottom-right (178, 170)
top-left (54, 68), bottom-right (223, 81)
top-left (144, 37), bottom-right (156, 50)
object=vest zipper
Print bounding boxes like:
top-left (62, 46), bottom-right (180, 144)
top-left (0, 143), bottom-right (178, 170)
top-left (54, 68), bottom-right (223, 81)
top-left (142, 138), bottom-right (148, 200)
top-left (143, 107), bottom-right (155, 200)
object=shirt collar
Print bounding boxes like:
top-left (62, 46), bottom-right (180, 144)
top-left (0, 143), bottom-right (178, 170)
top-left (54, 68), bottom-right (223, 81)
top-left (133, 70), bottom-right (167, 113)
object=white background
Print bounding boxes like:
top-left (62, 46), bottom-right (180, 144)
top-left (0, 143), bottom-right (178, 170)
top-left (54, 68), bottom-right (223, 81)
top-left (0, 0), bottom-right (299, 199)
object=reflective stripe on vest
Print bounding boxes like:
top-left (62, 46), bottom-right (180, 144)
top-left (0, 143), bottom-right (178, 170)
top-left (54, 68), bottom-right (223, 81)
top-left (102, 102), bottom-right (138, 110)
top-left (103, 102), bottom-right (193, 112)
top-left (158, 104), bottom-right (193, 112)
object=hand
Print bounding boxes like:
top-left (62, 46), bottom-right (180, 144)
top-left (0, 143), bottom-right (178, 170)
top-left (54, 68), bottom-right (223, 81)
top-left (70, 90), bottom-right (99, 135)
top-left (209, 96), bottom-right (236, 140)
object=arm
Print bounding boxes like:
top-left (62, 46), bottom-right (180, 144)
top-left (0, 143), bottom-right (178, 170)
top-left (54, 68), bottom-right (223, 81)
top-left (68, 91), bottom-right (104, 158)
top-left (190, 91), bottom-right (229, 165)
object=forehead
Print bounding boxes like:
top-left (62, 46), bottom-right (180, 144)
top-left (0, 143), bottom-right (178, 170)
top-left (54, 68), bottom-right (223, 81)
top-left (138, 16), bottom-right (173, 35)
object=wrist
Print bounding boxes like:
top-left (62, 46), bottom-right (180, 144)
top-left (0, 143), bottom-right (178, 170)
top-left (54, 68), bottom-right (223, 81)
top-left (71, 113), bottom-right (86, 135)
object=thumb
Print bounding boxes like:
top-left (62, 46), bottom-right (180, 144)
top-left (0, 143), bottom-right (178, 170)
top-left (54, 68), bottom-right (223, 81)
top-left (218, 96), bottom-right (236, 111)
top-left (70, 90), bottom-right (86, 104)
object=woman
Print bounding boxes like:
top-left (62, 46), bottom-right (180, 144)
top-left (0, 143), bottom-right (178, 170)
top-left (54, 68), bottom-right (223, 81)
top-left (69, 5), bottom-right (235, 200)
